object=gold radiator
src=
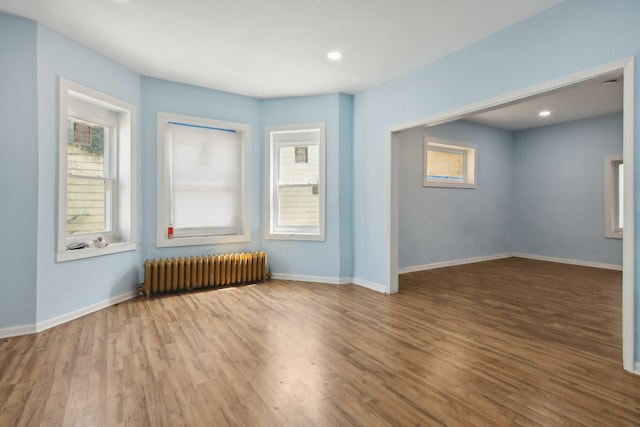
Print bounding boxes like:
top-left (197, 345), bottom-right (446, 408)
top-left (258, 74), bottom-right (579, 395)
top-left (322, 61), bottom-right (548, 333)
top-left (142, 251), bottom-right (267, 297)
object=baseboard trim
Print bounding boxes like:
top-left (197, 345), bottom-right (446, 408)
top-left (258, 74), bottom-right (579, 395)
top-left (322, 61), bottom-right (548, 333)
top-left (0, 290), bottom-right (137, 339)
top-left (352, 277), bottom-right (387, 294)
top-left (399, 253), bottom-right (512, 274)
top-left (271, 273), bottom-right (351, 285)
top-left (399, 252), bottom-right (622, 274)
top-left (512, 253), bottom-right (622, 271)
top-left (271, 273), bottom-right (387, 293)
top-left (0, 324), bottom-right (37, 339)
top-left (36, 291), bottom-right (137, 333)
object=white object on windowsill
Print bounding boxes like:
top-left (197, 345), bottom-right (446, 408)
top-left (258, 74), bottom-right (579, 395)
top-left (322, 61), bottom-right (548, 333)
top-left (92, 236), bottom-right (109, 248)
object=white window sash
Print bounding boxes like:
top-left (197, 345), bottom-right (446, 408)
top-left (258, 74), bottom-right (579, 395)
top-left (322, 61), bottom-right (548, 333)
top-left (265, 123), bottom-right (325, 241)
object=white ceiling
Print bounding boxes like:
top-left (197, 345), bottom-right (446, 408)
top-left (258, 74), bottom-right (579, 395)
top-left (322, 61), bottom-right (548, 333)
top-left (5, 0), bottom-right (617, 130)
top-left (0, 0), bottom-right (563, 99)
top-left (465, 70), bottom-right (624, 131)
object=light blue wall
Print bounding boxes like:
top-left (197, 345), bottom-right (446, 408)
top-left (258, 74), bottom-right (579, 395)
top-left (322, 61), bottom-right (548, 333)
top-left (397, 115), bottom-right (623, 270)
top-left (35, 25), bottom-right (142, 323)
top-left (0, 14), bottom-right (38, 327)
top-left (261, 94), bottom-right (351, 279)
top-left (511, 114), bottom-right (623, 264)
top-left (397, 121), bottom-right (512, 269)
top-left (339, 94), bottom-right (355, 278)
top-left (353, 0), bottom-right (640, 287)
top-left (140, 77), bottom-right (261, 263)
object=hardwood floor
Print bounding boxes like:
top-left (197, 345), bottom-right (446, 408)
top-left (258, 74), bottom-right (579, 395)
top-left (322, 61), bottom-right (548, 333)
top-left (1, 257), bottom-right (639, 426)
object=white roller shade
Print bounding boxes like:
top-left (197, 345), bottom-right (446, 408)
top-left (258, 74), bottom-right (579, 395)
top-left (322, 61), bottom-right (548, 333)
top-left (168, 123), bottom-right (240, 236)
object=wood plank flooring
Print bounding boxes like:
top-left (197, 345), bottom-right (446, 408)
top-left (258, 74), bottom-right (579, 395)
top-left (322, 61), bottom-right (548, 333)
top-left (1, 257), bottom-right (640, 426)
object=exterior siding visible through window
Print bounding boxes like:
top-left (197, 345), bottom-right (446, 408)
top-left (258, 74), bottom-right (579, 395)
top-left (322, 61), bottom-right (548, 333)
top-left (277, 144), bottom-right (320, 227)
top-left (66, 119), bottom-right (111, 235)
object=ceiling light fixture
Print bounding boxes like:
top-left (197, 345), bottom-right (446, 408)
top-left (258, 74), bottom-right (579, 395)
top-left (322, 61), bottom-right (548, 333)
top-left (327, 51), bottom-right (342, 60)
top-left (539, 110), bottom-right (551, 117)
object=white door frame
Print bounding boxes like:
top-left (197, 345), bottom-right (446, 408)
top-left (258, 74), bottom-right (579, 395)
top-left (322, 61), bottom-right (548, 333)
top-left (386, 57), bottom-right (636, 373)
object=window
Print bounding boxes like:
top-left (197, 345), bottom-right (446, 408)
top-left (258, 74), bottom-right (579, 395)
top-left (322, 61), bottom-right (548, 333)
top-left (157, 112), bottom-right (250, 247)
top-left (605, 154), bottom-right (623, 239)
top-left (423, 138), bottom-right (476, 188)
top-left (57, 78), bottom-right (136, 262)
top-left (265, 123), bottom-right (325, 240)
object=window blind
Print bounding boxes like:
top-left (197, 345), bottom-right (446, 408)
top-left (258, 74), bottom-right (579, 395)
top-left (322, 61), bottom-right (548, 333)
top-left (168, 122), bottom-right (240, 236)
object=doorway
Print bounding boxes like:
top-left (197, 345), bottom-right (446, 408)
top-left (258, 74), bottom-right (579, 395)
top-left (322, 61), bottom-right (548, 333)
top-left (386, 58), bottom-right (635, 372)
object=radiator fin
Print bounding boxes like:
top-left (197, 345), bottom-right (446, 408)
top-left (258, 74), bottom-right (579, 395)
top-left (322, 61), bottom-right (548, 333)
top-left (143, 251), bottom-right (267, 297)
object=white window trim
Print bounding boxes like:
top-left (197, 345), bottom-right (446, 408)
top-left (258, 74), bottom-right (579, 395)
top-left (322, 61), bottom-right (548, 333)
top-left (264, 123), bottom-right (326, 241)
top-left (57, 78), bottom-right (137, 262)
top-left (605, 154), bottom-right (623, 239)
top-left (423, 138), bottom-right (476, 188)
top-left (157, 112), bottom-right (251, 248)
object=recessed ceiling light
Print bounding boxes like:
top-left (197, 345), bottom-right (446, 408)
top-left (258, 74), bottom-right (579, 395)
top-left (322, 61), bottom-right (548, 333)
top-left (539, 110), bottom-right (551, 117)
top-left (327, 51), bottom-right (342, 60)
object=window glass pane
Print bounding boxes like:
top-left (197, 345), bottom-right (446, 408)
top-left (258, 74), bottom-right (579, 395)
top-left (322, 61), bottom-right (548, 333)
top-left (277, 144), bottom-right (319, 227)
top-left (618, 163), bottom-right (624, 229)
top-left (427, 148), bottom-right (464, 181)
top-left (170, 124), bottom-right (239, 232)
top-left (278, 185), bottom-right (319, 226)
top-left (66, 176), bottom-right (106, 235)
top-left (66, 118), bottom-right (109, 236)
top-left (278, 145), bottom-right (319, 184)
top-left (67, 118), bottom-right (106, 178)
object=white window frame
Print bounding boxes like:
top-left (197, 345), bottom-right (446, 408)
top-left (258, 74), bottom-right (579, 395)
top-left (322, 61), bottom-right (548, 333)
top-left (157, 112), bottom-right (251, 248)
top-left (423, 138), bottom-right (476, 188)
top-left (264, 123), bottom-right (326, 241)
top-left (57, 78), bottom-right (137, 262)
top-left (605, 154), bottom-right (623, 239)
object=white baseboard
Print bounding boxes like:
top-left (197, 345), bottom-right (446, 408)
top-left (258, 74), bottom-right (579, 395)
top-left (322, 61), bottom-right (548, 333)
top-left (398, 253), bottom-right (512, 274)
top-left (399, 252), bottom-right (622, 275)
top-left (512, 253), bottom-right (622, 271)
top-left (0, 290), bottom-right (137, 339)
top-left (36, 290), bottom-right (137, 333)
top-left (634, 362), bottom-right (640, 375)
top-left (351, 277), bottom-right (387, 293)
top-left (271, 273), bottom-right (351, 285)
top-left (0, 324), bottom-right (37, 339)
top-left (271, 273), bottom-right (387, 293)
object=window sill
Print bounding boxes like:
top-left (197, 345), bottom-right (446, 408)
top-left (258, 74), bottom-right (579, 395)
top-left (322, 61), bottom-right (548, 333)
top-left (606, 230), bottom-right (623, 239)
top-left (56, 242), bottom-right (137, 262)
top-left (264, 232), bottom-right (325, 242)
top-left (423, 181), bottom-right (476, 189)
top-left (157, 234), bottom-right (250, 248)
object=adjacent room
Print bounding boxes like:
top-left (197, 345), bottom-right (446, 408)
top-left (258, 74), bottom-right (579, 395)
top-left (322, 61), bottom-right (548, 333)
top-left (1, 0), bottom-right (640, 425)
